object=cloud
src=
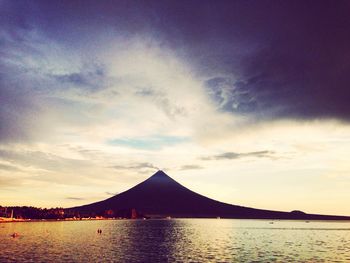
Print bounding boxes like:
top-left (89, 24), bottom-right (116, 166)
top-left (205, 77), bottom-right (258, 115)
top-left (0, 73), bottom-right (44, 143)
top-left (0, 176), bottom-right (23, 188)
top-left (202, 151), bottom-right (274, 161)
top-left (179, 165), bottom-right (203, 170)
top-left (0, 147), bottom-right (115, 187)
top-left (0, 149), bottom-right (87, 173)
top-left (0, 14), bottom-right (212, 146)
top-left (105, 191), bottom-right (118, 196)
top-left (0, 26), bottom-right (83, 143)
top-left (0, 163), bottom-right (21, 172)
top-left (197, 2), bottom-right (350, 122)
top-left (66, 197), bottom-right (85, 201)
top-left (1, 1), bottom-right (350, 214)
top-left (110, 162), bottom-right (159, 171)
top-left (51, 63), bottom-right (108, 93)
top-left (2, 0), bottom-right (350, 131)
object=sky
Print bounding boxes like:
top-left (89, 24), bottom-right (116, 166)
top-left (1, 0), bottom-right (350, 215)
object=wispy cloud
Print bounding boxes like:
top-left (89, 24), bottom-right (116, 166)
top-left (202, 150), bottom-right (274, 161)
top-left (0, 149), bottom-right (87, 173)
top-left (0, 163), bottom-right (21, 172)
top-left (110, 162), bottom-right (159, 171)
top-left (105, 191), bottom-right (118, 196)
top-left (51, 63), bottom-right (108, 93)
top-left (0, 176), bottom-right (23, 188)
top-left (179, 165), bottom-right (203, 170)
top-left (66, 197), bottom-right (85, 201)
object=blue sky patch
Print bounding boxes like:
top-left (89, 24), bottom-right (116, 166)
top-left (107, 135), bottom-right (189, 150)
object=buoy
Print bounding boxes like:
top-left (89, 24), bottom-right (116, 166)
top-left (11, 232), bottom-right (19, 238)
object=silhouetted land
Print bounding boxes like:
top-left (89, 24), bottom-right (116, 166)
top-left (0, 206), bottom-right (65, 220)
top-left (68, 170), bottom-right (350, 220)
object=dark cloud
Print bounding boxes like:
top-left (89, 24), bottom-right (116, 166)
top-left (0, 73), bottom-right (43, 143)
top-left (197, 1), bottom-right (350, 121)
top-left (1, 0), bottom-right (350, 147)
top-left (202, 151), bottom-right (274, 160)
top-left (134, 0), bottom-right (350, 121)
top-left (51, 63), bottom-right (108, 92)
top-left (0, 25), bottom-right (58, 143)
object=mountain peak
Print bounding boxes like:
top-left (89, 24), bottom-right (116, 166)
top-left (151, 170), bottom-right (168, 178)
top-left (147, 170), bottom-right (173, 182)
top-left (143, 170), bottom-right (180, 185)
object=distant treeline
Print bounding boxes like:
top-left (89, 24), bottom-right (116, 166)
top-left (1, 206), bottom-right (66, 219)
top-left (0, 206), bottom-right (142, 219)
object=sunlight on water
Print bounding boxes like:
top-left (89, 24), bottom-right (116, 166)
top-left (1, 219), bottom-right (350, 262)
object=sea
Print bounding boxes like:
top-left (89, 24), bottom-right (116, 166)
top-left (1, 219), bottom-right (350, 262)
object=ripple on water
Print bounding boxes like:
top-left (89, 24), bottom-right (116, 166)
top-left (0, 219), bottom-right (350, 262)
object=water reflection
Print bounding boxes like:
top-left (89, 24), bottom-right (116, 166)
top-left (0, 219), bottom-right (350, 262)
top-left (108, 220), bottom-right (182, 262)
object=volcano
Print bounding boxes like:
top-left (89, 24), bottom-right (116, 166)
top-left (68, 170), bottom-right (350, 220)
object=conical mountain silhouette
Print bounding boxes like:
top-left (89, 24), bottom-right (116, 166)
top-left (69, 170), bottom-right (350, 220)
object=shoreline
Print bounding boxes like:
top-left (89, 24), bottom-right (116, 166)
top-left (0, 218), bottom-right (121, 223)
top-left (1, 218), bottom-right (350, 223)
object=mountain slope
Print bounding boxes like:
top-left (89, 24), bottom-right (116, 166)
top-left (68, 170), bottom-right (350, 220)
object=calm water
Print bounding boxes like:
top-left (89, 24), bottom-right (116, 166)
top-left (1, 219), bottom-right (350, 262)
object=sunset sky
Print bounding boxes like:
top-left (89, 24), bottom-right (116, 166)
top-left (1, 0), bottom-right (350, 215)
